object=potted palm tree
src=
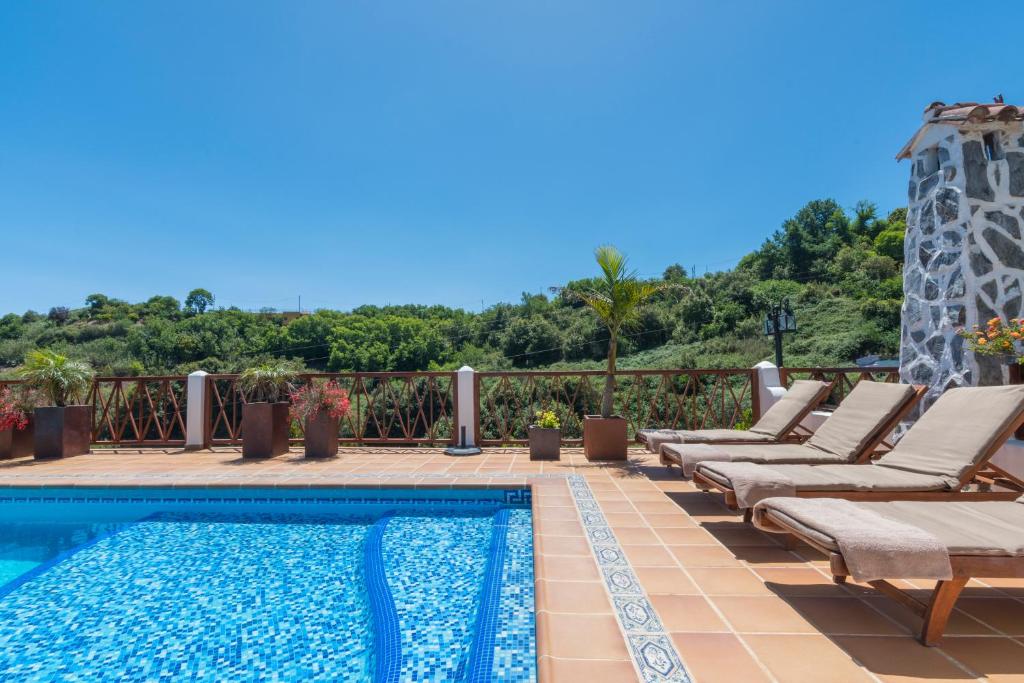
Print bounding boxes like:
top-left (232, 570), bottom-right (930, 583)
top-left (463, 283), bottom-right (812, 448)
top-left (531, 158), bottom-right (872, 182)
top-left (568, 246), bottom-right (670, 460)
top-left (18, 350), bottom-right (94, 459)
top-left (528, 409), bottom-right (561, 461)
top-left (238, 362), bottom-right (296, 459)
top-left (290, 380), bottom-right (351, 459)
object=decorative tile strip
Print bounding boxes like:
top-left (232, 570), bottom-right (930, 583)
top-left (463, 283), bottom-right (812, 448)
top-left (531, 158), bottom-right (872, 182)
top-left (463, 508), bottom-right (511, 682)
top-left (567, 475), bottom-right (691, 683)
top-left (365, 511), bottom-right (402, 683)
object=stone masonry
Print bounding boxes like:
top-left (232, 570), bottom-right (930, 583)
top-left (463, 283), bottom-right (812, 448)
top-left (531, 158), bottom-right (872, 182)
top-left (899, 102), bottom-right (1024, 407)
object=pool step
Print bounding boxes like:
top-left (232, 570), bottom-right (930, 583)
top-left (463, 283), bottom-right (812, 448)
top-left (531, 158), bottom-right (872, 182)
top-left (365, 511), bottom-right (402, 683)
top-left (462, 507), bottom-right (512, 682)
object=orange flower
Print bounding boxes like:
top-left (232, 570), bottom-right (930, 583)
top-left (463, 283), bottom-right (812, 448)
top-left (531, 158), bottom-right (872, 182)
top-left (1012, 332), bottom-right (1021, 339)
top-left (978, 338), bottom-right (988, 345)
top-left (989, 317), bottom-right (1001, 326)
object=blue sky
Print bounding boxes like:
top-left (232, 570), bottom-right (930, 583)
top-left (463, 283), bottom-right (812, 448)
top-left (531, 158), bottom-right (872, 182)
top-left (1, 1), bottom-right (1020, 315)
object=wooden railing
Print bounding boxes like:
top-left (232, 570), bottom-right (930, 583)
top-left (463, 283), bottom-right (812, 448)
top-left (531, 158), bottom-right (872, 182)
top-left (475, 369), bottom-right (758, 445)
top-left (779, 366), bottom-right (901, 407)
top-left (204, 372), bottom-right (457, 446)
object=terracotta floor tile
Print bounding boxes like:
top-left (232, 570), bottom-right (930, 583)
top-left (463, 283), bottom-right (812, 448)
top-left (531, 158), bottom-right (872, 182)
top-left (755, 568), bottom-right (852, 597)
top-left (611, 527), bottom-right (661, 545)
top-left (730, 545), bottom-right (805, 566)
top-left (537, 507), bottom-right (579, 521)
top-left (536, 612), bottom-right (631, 660)
top-left (653, 527), bottom-right (715, 545)
top-left (536, 519), bottom-right (584, 537)
top-left (537, 656), bottom-right (639, 683)
top-left (937, 636), bottom-right (1024, 681)
top-left (536, 555), bottom-right (600, 582)
top-left (784, 597), bottom-right (909, 636)
top-left (955, 597), bottom-right (1024, 635)
top-left (832, 636), bottom-right (977, 682)
top-left (649, 595), bottom-right (728, 632)
top-left (744, 634), bottom-right (875, 682)
top-left (865, 596), bottom-right (997, 637)
top-left (596, 500), bottom-right (636, 513)
top-left (632, 502), bottom-right (685, 515)
top-left (669, 544), bottom-right (743, 568)
top-left (535, 535), bottom-right (592, 557)
top-left (621, 544), bottom-right (676, 567)
top-left (603, 512), bottom-right (646, 528)
top-left (713, 595), bottom-right (818, 633)
top-left (689, 568), bottom-right (773, 596)
top-left (536, 580), bottom-right (612, 614)
top-left (671, 633), bottom-right (772, 683)
top-left (633, 566), bottom-right (698, 595)
top-left (641, 512), bottom-right (696, 528)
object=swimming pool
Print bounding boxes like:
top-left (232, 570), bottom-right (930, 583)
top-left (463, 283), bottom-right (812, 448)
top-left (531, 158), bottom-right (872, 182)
top-left (0, 487), bottom-right (536, 682)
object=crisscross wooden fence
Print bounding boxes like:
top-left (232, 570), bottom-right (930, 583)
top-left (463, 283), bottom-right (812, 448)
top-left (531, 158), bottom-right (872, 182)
top-left (474, 369), bottom-right (758, 445)
top-left (204, 372), bottom-right (457, 446)
top-left (779, 367), bottom-right (901, 407)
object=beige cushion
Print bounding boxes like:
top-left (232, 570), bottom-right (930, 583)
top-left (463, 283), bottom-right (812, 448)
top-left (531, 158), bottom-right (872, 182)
top-left (806, 382), bottom-right (917, 460)
top-left (642, 428), bottom-right (777, 452)
top-left (662, 442), bottom-right (845, 466)
top-left (877, 385), bottom-right (1024, 482)
top-left (765, 499), bottom-right (1024, 557)
top-left (750, 380), bottom-right (829, 437)
top-left (698, 461), bottom-right (949, 492)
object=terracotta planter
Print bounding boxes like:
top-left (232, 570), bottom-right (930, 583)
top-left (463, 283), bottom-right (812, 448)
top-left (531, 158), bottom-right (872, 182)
top-left (528, 426), bottom-right (561, 461)
top-left (242, 402), bottom-right (290, 459)
top-left (0, 418), bottom-right (33, 459)
top-left (33, 406), bottom-right (91, 460)
top-left (583, 415), bottom-right (628, 461)
top-left (304, 411), bottom-right (340, 459)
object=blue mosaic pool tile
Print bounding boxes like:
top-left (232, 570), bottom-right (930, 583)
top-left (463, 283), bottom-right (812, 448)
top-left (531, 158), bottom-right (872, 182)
top-left (365, 511), bottom-right (402, 683)
top-left (567, 476), bottom-right (692, 683)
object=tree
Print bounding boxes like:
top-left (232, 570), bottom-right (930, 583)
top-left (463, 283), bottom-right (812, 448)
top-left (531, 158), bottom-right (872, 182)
top-left (47, 306), bottom-right (70, 325)
top-left (185, 288), bottom-right (215, 315)
top-left (565, 246), bottom-right (671, 417)
top-left (85, 293), bottom-right (109, 317)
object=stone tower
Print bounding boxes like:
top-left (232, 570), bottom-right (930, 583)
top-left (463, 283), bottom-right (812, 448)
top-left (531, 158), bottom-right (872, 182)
top-left (898, 100), bottom-right (1024, 406)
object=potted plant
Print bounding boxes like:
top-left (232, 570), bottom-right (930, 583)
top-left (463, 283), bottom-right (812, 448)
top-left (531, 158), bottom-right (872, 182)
top-left (0, 384), bottom-right (41, 459)
top-left (238, 362), bottom-right (297, 459)
top-left (958, 317), bottom-right (1024, 437)
top-left (17, 350), bottom-right (94, 460)
top-left (528, 409), bottom-right (561, 461)
top-left (565, 246), bottom-right (671, 460)
top-left (290, 380), bottom-right (351, 459)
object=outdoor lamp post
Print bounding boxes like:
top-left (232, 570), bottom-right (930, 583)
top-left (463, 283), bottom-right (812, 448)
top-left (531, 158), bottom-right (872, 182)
top-left (763, 298), bottom-right (797, 367)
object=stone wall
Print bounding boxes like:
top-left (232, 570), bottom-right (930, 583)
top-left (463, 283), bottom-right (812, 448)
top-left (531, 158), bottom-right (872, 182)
top-left (900, 121), bottom-right (1024, 406)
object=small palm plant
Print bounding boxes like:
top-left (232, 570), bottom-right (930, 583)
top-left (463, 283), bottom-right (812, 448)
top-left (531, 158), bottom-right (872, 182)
top-left (17, 350), bottom-right (94, 407)
top-left (238, 362), bottom-right (297, 403)
top-left (567, 246), bottom-right (673, 418)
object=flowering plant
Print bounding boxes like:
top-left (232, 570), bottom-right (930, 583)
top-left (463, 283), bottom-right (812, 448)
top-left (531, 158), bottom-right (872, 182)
top-left (289, 380), bottom-right (352, 424)
top-left (957, 317), bottom-right (1024, 363)
top-left (0, 385), bottom-right (42, 431)
top-left (533, 410), bottom-right (560, 430)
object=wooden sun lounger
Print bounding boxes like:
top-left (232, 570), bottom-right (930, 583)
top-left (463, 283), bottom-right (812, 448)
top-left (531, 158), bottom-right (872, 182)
top-left (692, 385), bottom-right (1024, 515)
top-left (638, 380), bottom-right (833, 452)
top-left (752, 503), bottom-right (1024, 645)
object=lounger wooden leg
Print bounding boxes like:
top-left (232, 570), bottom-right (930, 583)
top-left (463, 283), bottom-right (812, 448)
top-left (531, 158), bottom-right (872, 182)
top-left (832, 575), bottom-right (847, 584)
top-left (779, 533), bottom-right (797, 551)
top-left (742, 509), bottom-right (753, 523)
top-left (920, 577), bottom-right (969, 646)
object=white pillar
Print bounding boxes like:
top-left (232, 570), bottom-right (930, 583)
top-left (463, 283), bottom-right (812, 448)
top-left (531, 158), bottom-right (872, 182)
top-left (184, 370), bottom-right (208, 451)
top-left (753, 361), bottom-right (786, 416)
top-left (456, 366), bottom-right (477, 447)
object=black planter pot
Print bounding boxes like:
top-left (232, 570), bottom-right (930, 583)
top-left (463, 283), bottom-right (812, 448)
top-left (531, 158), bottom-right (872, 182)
top-left (528, 426), bottom-right (561, 460)
top-left (0, 418), bottom-right (33, 459)
top-left (33, 406), bottom-right (91, 460)
top-left (242, 402), bottom-right (291, 459)
top-left (304, 412), bottom-right (340, 459)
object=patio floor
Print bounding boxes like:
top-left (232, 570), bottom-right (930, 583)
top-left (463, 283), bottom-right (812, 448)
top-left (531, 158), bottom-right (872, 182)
top-left (1, 446), bottom-right (1022, 682)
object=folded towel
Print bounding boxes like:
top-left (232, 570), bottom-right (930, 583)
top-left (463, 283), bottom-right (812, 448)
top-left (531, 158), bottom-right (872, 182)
top-left (756, 497), bottom-right (953, 582)
top-left (701, 462), bottom-right (796, 508)
top-left (662, 443), bottom-right (733, 478)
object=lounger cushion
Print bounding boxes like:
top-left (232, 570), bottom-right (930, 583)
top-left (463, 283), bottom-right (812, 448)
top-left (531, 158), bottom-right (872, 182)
top-left (698, 461), bottom-right (950, 493)
top-left (661, 442), bottom-right (845, 477)
top-left (805, 382), bottom-right (916, 460)
top-left (749, 380), bottom-right (830, 437)
top-left (877, 385), bottom-right (1024, 482)
top-left (642, 428), bottom-right (776, 452)
top-left (763, 499), bottom-right (1024, 557)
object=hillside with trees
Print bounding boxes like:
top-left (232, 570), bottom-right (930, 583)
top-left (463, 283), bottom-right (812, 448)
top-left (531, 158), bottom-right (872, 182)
top-left (0, 199), bottom-right (907, 377)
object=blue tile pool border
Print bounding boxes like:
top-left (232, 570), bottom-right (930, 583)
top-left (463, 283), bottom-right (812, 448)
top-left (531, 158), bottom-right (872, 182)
top-left (463, 507), bottom-right (511, 682)
top-left (365, 511), bottom-right (403, 683)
